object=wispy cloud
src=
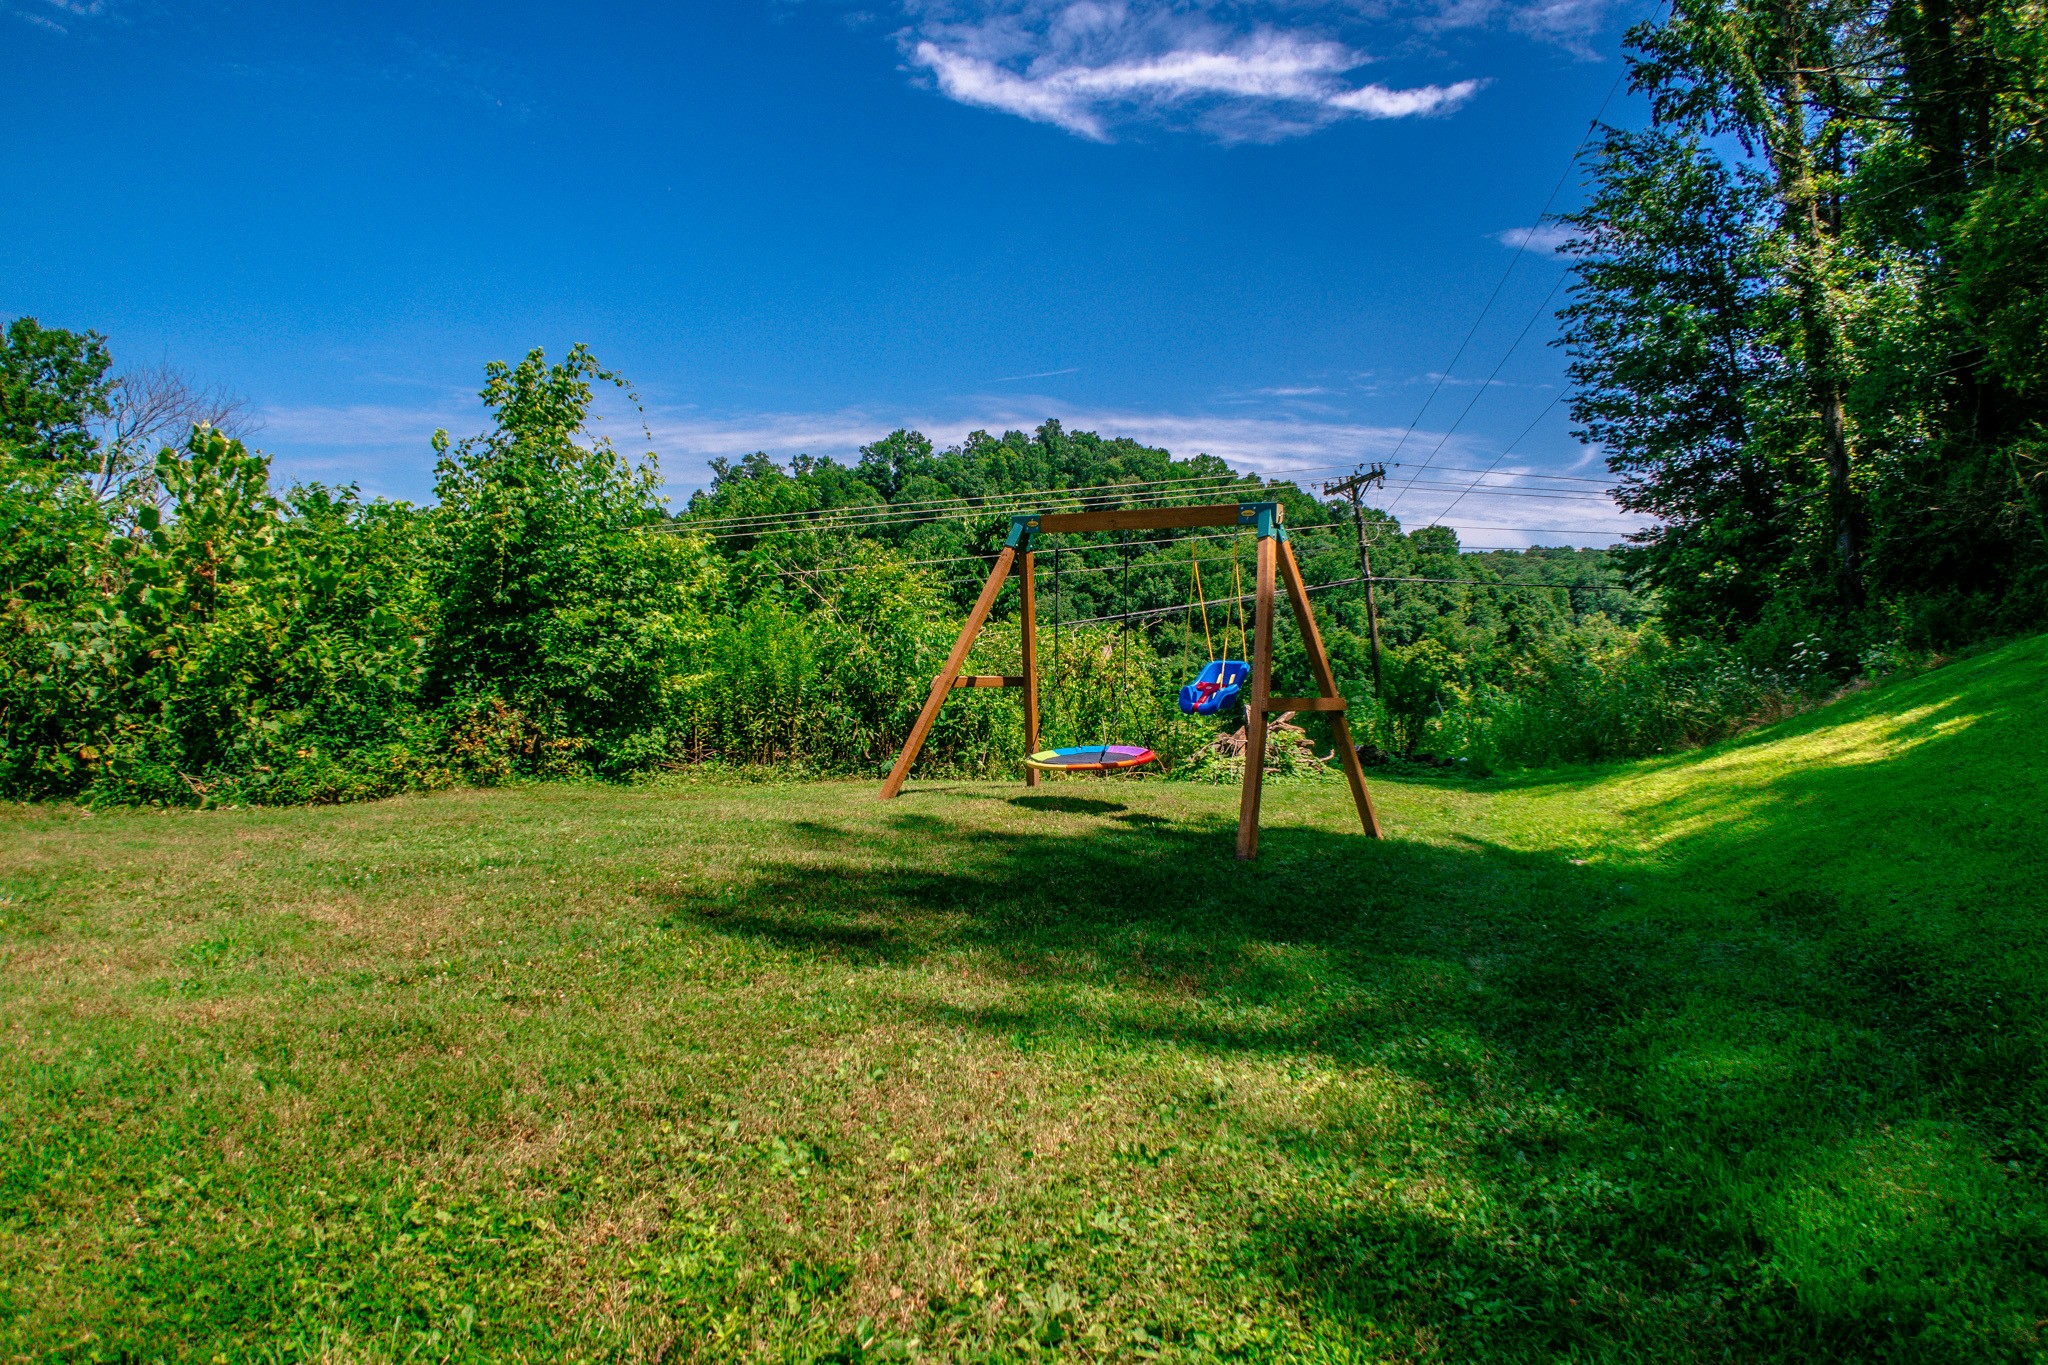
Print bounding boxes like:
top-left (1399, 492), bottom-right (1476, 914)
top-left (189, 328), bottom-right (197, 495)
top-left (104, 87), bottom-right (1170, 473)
top-left (258, 401), bottom-right (479, 449)
top-left (1495, 223), bottom-right (1575, 252)
top-left (991, 366), bottom-right (1079, 382)
top-left (1421, 0), bottom-right (1617, 55)
top-left (1420, 370), bottom-right (1551, 388)
top-left (900, 2), bottom-right (1484, 142)
top-left (14, 0), bottom-right (101, 31)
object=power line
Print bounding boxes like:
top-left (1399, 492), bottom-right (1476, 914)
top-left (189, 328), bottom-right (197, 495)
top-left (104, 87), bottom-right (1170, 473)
top-left (759, 519), bottom-right (1628, 584)
top-left (1387, 271), bottom-right (1575, 513)
top-left (671, 453), bottom-right (1452, 534)
top-left (666, 455), bottom-right (1623, 535)
top-left (667, 470), bottom-right (1624, 544)
top-left (673, 465), bottom-right (1276, 532)
top-left (1052, 572), bottom-right (1632, 628)
top-left (1379, 61), bottom-right (1636, 481)
top-left (1428, 392), bottom-right (1572, 529)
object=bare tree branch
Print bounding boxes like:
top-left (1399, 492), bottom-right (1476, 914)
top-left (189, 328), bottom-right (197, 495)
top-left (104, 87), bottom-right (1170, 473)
top-left (91, 360), bottom-right (256, 505)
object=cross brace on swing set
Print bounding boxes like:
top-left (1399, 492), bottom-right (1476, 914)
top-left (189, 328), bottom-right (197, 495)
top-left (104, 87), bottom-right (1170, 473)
top-left (877, 500), bottom-right (1383, 861)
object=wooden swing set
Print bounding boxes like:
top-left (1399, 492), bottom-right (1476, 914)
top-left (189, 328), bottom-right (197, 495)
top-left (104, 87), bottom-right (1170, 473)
top-left (878, 501), bottom-right (1382, 860)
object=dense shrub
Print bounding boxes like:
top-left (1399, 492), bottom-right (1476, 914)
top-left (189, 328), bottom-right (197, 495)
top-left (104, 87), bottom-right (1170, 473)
top-left (427, 345), bottom-right (718, 776)
top-left (2, 431), bottom-right (441, 804)
top-left (1431, 630), bottom-right (1805, 770)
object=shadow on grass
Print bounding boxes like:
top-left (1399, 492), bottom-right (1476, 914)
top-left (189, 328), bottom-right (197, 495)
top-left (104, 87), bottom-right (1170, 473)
top-left (1008, 795), bottom-right (1128, 815)
top-left (653, 649), bottom-right (2048, 1359)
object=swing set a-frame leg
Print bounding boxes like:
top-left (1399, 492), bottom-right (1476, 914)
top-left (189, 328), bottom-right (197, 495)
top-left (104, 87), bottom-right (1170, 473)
top-left (1279, 537), bottom-right (1382, 839)
top-left (880, 546), bottom-right (1016, 800)
top-left (1235, 531), bottom-right (1278, 859)
top-left (1020, 548), bottom-right (1040, 788)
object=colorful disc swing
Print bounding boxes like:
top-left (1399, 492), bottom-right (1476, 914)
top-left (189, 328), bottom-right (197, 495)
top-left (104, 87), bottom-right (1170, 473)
top-left (1024, 535), bottom-right (1159, 774)
top-left (1176, 541), bottom-right (1251, 716)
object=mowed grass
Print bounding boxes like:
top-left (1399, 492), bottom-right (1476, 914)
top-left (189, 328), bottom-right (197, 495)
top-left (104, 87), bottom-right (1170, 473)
top-left (3, 639), bottom-right (2046, 1363)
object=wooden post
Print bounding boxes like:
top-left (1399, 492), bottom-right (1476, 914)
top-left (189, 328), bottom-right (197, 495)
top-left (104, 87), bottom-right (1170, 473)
top-left (1235, 528), bottom-right (1279, 860)
top-left (1279, 538), bottom-right (1383, 839)
top-left (1021, 548), bottom-right (1040, 788)
top-left (880, 547), bottom-right (1015, 799)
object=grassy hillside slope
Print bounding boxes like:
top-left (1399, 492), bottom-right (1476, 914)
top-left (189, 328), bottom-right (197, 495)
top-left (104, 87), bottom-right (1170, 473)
top-left (2, 636), bottom-right (2044, 1362)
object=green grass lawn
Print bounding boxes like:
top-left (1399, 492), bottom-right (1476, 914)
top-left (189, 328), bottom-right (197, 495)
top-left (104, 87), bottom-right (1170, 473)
top-left (4, 637), bottom-right (2047, 1363)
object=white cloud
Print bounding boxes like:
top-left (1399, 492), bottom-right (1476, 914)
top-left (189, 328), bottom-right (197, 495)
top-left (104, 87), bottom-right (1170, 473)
top-left (991, 366), bottom-right (1080, 382)
top-left (1326, 79), bottom-right (1481, 117)
top-left (1495, 223), bottom-right (1575, 252)
top-left (1420, 0), bottom-right (1617, 51)
top-left (15, 0), bottom-right (104, 28)
top-left (1507, 0), bottom-right (1614, 51)
top-left (900, 2), bottom-right (1486, 142)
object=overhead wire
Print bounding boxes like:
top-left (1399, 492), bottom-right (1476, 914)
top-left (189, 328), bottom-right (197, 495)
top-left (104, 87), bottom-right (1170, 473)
top-left (675, 474), bottom-right (1624, 545)
top-left (754, 513), bottom-right (1632, 584)
top-left (1428, 392), bottom-right (1573, 529)
top-left (660, 457), bottom-right (1624, 540)
top-left (671, 465), bottom-right (1277, 532)
top-left (1054, 572), bottom-right (1634, 628)
top-left (1379, 59), bottom-right (1636, 488)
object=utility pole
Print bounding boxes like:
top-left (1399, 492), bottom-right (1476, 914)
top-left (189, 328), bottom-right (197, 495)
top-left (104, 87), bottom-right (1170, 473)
top-left (1322, 464), bottom-right (1387, 697)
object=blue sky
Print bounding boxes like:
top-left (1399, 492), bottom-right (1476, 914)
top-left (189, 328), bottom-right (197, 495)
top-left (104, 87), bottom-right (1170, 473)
top-left (2, 0), bottom-right (1649, 546)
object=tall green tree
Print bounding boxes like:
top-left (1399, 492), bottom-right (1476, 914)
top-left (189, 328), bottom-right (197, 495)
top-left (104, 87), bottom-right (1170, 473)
top-left (1631, 0), bottom-right (1885, 609)
top-left (0, 317), bottom-right (112, 469)
top-left (1567, 0), bottom-right (2047, 651)
top-left (430, 345), bottom-right (718, 772)
top-left (1558, 128), bottom-right (1796, 638)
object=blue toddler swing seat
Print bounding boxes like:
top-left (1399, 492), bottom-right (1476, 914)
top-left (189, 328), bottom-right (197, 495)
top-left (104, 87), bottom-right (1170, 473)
top-left (1175, 544), bottom-right (1251, 717)
top-left (1179, 660), bottom-right (1250, 716)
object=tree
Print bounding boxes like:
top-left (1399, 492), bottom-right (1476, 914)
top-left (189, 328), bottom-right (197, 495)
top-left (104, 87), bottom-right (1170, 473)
top-left (1565, 0), bottom-right (2048, 651)
top-left (0, 317), bottom-right (112, 469)
top-left (91, 360), bottom-right (250, 506)
top-left (430, 345), bottom-right (718, 772)
top-left (1558, 128), bottom-right (1796, 638)
top-left (1630, 0), bottom-right (1884, 608)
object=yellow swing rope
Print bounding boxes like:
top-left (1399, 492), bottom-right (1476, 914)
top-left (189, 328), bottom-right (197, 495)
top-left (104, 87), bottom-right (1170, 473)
top-left (1231, 540), bottom-right (1248, 663)
top-left (1188, 542), bottom-right (1214, 660)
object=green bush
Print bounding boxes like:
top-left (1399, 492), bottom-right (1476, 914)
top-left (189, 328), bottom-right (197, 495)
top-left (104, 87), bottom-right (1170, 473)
top-left (1431, 630), bottom-right (1803, 770)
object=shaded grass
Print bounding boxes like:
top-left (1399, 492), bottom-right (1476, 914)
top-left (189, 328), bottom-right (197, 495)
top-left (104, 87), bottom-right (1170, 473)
top-left (1, 638), bottom-right (2046, 1361)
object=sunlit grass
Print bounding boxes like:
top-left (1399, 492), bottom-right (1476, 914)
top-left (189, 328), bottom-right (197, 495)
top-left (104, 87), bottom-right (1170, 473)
top-left (2, 637), bottom-right (2045, 1361)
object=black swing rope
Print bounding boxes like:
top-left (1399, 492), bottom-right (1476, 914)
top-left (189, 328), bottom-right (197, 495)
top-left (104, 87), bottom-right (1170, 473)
top-left (1030, 530), bottom-right (1157, 772)
top-left (1102, 532), bottom-right (1135, 764)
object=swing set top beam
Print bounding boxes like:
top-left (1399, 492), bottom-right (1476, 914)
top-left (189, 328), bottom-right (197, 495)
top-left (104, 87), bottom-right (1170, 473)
top-left (1016, 501), bottom-right (1280, 537)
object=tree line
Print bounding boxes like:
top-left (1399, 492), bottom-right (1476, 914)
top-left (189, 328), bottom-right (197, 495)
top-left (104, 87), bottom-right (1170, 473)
top-left (1, 321), bottom-right (1814, 806)
top-left (1561, 0), bottom-right (2048, 652)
